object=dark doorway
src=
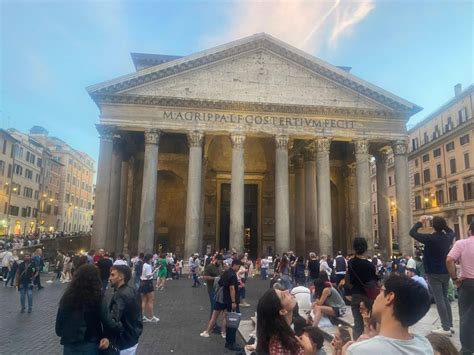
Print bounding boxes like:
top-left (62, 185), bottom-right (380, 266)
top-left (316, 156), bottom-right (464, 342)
top-left (219, 183), bottom-right (259, 258)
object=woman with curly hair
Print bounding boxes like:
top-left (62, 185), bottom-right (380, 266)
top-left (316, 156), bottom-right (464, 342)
top-left (55, 264), bottom-right (123, 354)
top-left (256, 288), bottom-right (313, 355)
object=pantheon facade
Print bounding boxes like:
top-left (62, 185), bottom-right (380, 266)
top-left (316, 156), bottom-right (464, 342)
top-left (88, 33), bottom-right (421, 260)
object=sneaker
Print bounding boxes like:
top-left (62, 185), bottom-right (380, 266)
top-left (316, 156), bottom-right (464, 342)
top-left (46, 280), bottom-right (53, 284)
top-left (151, 316), bottom-right (160, 322)
top-left (431, 328), bottom-right (451, 336)
top-left (27, 309), bottom-right (32, 314)
top-left (200, 331), bottom-right (210, 338)
top-left (143, 317), bottom-right (153, 323)
top-left (221, 332), bottom-right (226, 339)
top-left (20, 308), bottom-right (25, 313)
top-left (240, 302), bottom-right (251, 307)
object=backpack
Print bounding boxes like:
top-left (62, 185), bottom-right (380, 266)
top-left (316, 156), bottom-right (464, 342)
top-left (135, 260), bottom-right (144, 277)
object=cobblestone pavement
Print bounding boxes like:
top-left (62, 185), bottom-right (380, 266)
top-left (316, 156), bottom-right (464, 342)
top-left (0, 273), bottom-right (461, 354)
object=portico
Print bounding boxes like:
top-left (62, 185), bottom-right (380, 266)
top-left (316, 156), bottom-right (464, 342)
top-left (88, 33), bottom-right (421, 259)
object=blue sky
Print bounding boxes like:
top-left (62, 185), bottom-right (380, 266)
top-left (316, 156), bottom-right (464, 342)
top-left (1, 0), bottom-right (472, 171)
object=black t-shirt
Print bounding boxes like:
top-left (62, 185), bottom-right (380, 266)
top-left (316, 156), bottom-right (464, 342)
top-left (307, 259), bottom-right (320, 279)
top-left (18, 261), bottom-right (36, 285)
top-left (348, 257), bottom-right (378, 295)
top-left (219, 268), bottom-right (239, 305)
top-left (97, 258), bottom-right (113, 281)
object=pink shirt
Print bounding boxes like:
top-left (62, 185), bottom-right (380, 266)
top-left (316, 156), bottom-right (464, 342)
top-left (448, 236), bottom-right (474, 279)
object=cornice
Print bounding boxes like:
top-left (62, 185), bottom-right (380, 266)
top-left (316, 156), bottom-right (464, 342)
top-left (92, 93), bottom-right (401, 120)
top-left (88, 35), bottom-right (420, 116)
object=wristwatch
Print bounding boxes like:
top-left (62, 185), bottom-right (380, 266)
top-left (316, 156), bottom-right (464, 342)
top-left (451, 277), bottom-right (458, 281)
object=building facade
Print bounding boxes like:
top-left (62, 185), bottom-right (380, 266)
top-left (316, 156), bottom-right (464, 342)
top-left (408, 84), bottom-right (473, 238)
top-left (30, 128), bottom-right (95, 234)
top-left (88, 33), bottom-right (421, 259)
top-left (0, 129), bottom-right (43, 235)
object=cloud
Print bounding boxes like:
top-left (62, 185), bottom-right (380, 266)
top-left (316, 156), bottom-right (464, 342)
top-left (203, 0), bottom-right (375, 55)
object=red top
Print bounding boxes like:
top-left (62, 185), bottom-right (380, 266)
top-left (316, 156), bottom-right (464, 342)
top-left (268, 337), bottom-right (304, 355)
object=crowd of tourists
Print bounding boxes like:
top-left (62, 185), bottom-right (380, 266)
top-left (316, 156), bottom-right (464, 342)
top-left (0, 231), bottom-right (86, 250)
top-left (0, 215), bottom-right (472, 354)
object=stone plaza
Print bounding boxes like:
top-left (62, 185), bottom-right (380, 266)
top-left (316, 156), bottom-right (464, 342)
top-left (88, 33), bottom-right (421, 261)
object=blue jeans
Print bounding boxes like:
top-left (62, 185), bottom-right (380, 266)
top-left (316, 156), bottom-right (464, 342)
top-left (192, 273), bottom-right (200, 287)
top-left (427, 273), bottom-right (453, 331)
top-left (261, 268), bottom-right (267, 280)
top-left (5, 269), bottom-right (16, 286)
top-left (19, 284), bottom-right (33, 311)
top-left (63, 341), bottom-right (98, 355)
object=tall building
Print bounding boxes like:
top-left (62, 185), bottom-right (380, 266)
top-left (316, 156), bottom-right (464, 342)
top-left (371, 84), bottom-right (474, 251)
top-left (30, 127), bottom-right (95, 234)
top-left (408, 84), bottom-right (473, 238)
top-left (0, 129), bottom-right (43, 235)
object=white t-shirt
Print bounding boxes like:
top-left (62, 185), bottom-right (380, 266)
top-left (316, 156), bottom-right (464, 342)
top-left (260, 258), bottom-right (269, 269)
top-left (290, 286), bottom-right (312, 318)
top-left (406, 258), bottom-right (417, 270)
top-left (113, 259), bottom-right (128, 266)
top-left (346, 335), bottom-right (433, 355)
top-left (140, 263), bottom-right (153, 280)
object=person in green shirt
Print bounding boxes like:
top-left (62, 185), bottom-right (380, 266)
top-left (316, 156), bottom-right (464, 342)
top-left (155, 254), bottom-right (168, 291)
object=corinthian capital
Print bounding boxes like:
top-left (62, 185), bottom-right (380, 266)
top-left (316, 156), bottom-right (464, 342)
top-left (294, 154), bottom-right (305, 169)
top-left (144, 129), bottom-right (161, 145)
top-left (96, 124), bottom-right (115, 141)
top-left (230, 133), bottom-right (246, 149)
top-left (354, 139), bottom-right (369, 155)
top-left (373, 150), bottom-right (389, 165)
top-left (275, 135), bottom-right (290, 150)
top-left (392, 140), bottom-right (408, 156)
top-left (303, 143), bottom-right (317, 161)
top-left (187, 131), bottom-right (204, 147)
top-left (316, 138), bottom-right (331, 154)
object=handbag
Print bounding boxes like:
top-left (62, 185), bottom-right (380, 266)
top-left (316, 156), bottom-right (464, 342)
top-left (98, 343), bottom-right (120, 355)
top-left (348, 261), bottom-right (381, 300)
top-left (226, 312), bottom-right (241, 329)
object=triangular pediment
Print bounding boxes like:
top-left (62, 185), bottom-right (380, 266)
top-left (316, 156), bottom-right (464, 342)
top-left (121, 49), bottom-right (387, 111)
top-left (87, 33), bottom-right (421, 116)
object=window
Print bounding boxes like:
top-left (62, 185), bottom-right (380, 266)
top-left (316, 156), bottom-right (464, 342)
top-left (448, 185), bottom-right (458, 202)
top-left (65, 193), bottom-right (70, 203)
top-left (446, 142), bottom-right (455, 151)
top-left (54, 206), bottom-right (59, 215)
top-left (3, 202), bottom-right (7, 214)
top-left (435, 189), bottom-right (444, 205)
top-left (2, 140), bottom-right (6, 154)
top-left (67, 174), bottom-right (70, 183)
top-left (25, 169), bottom-right (33, 179)
top-left (14, 164), bottom-right (23, 175)
top-left (414, 195), bottom-right (422, 210)
top-left (12, 183), bottom-right (20, 195)
top-left (458, 107), bottom-right (468, 124)
top-left (423, 169), bottom-right (431, 183)
top-left (433, 148), bottom-right (441, 157)
top-left (422, 154), bottom-right (430, 163)
top-left (415, 159), bottom-right (419, 167)
top-left (436, 164), bottom-right (442, 178)
top-left (445, 117), bottom-right (453, 132)
top-left (7, 164), bottom-right (12, 178)
top-left (372, 183), bottom-right (375, 193)
top-left (0, 160), bottom-right (4, 176)
top-left (450, 158), bottom-right (456, 174)
top-left (34, 190), bottom-right (39, 200)
top-left (414, 173), bottom-right (421, 186)
top-left (46, 205), bottom-right (52, 214)
top-left (464, 181), bottom-right (473, 200)
top-left (432, 125), bottom-right (440, 140)
top-left (9, 205), bottom-right (19, 216)
top-left (23, 187), bottom-right (33, 198)
top-left (32, 208), bottom-right (38, 218)
top-left (37, 158), bottom-right (42, 167)
top-left (465, 153), bottom-right (470, 169)
top-left (412, 138), bottom-right (419, 151)
top-left (389, 176), bottom-right (392, 186)
top-left (424, 132), bottom-right (429, 145)
top-left (460, 134), bottom-right (470, 145)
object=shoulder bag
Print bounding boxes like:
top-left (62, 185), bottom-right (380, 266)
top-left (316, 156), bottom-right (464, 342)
top-left (348, 260), bottom-right (381, 300)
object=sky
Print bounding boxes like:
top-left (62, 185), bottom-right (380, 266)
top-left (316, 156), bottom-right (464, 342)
top-left (1, 0), bottom-right (473, 171)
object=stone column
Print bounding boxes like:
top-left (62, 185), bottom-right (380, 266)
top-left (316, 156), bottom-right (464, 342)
top-left (355, 139), bottom-right (374, 255)
top-left (345, 163), bottom-right (358, 252)
top-left (316, 138), bottom-right (332, 256)
top-left (374, 150), bottom-right (392, 260)
top-left (185, 131), bottom-right (204, 258)
top-left (116, 154), bottom-right (129, 255)
top-left (229, 133), bottom-right (245, 253)
top-left (458, 215), bottom-right (465, 239)
top-left (123, 156), bottom-right (134, 256)
top-left (138, 129), bottom-right (160, 254)
top-left (106, 141), bottom-right (122, 253)
top-left (91, 125), bottom-right (114, 250)
top-left (294, 155), bottom-right (306, 257)
top-left (275, 135), bottom-right (290, 255)
top-left (393, 140), bottom-right (413, 256)
top-left (304, 144), bottom-right (317, 254)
